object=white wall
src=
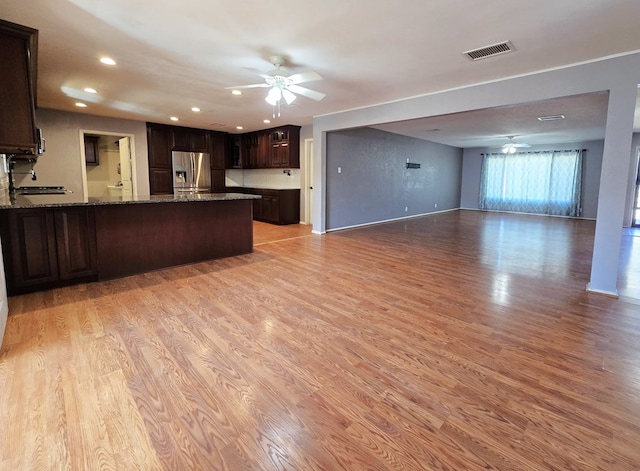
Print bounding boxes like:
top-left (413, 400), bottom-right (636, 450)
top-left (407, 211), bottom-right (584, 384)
top-left (225, 168), bottom-right (301, 189)
top-left (17, 108), bottom-right (150, 196)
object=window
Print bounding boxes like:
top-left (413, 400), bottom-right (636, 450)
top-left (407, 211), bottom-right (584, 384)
top-left (479, 150), bottom-right (582, 217)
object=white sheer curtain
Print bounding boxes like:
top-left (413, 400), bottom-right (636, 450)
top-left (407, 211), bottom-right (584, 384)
top-left (479, 150), bottom-right (583, 217)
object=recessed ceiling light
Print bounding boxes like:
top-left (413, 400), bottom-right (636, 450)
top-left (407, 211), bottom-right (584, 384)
top-left (263, 119), bottom-right (271, 124)
top-left (236, 126), bottom-right (243, 130)
top-left (84, 87), bottom-right (97, 94)
top-left (75, 102), bottom-right (87, 108)
top-left (191, 107), bottom-right (201, 112)
top-left (170, 116), bottom-right (179, 122)
top-left (100, 57), bottom-right (116, 66)
top-left (537, 114), bottom-right (566, 121)
top-left (231, 90), bottom-right (242, 96)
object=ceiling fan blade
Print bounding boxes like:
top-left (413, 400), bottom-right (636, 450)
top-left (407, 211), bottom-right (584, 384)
top-left (224, 83), bottom-right (270, 90)
top-left (287, 71), bottom-right (323, 84)
top-left (513, 143), bottom-right (531, 148)
top-left (287, 84), bottom-right (326, 101)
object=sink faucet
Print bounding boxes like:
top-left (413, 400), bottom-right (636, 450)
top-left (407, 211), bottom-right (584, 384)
top-left (6, 154), bottom-right (37, 194)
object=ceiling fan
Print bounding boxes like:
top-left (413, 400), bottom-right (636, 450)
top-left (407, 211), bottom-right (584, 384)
top-left (500, 136), bottom-right (531, 153)
top-left (226, 56), bottom-right (326, 117)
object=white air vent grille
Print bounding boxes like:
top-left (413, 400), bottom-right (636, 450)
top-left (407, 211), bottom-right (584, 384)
top-left (537, 114), bottom-right (566, 121)
top-left (464, 41), bottom-right (514, 61)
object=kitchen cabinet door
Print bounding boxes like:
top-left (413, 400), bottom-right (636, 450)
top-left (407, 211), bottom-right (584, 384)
top-left (258, 132), bottom-right (271, 168)
top-left (0, 20), bottom-right (38, 155)
top-left (0, 207), bottom-right (98, 295)
top-left (242, 133), bottom-right (258, 169)
top-left (269, 126), bottom-right (300, 168)
top-left (190, 130), bottom-right (210, 152)
top-left (228, 135), bottom-right (242, 169)
top-left (3, 209), bottom-right (58, 290)
top-left (54, 208), bottom-right (97, 280)
top-left (261, 194), bottom-right (281, 223)
top-left (172, 128), bottom-right (210, 152)
top-left (84, 135), bottom-right (99, 165)
top-left (171, 128), bottom-right (191, 151)
top-left (147, 125), bottom-right (171, 167)
top-left (210, 132), bottom-right (226, 169)
top-left (210, 169), bottom-right (225, 193)
top-left (149, 168), bottom-right (173, 195)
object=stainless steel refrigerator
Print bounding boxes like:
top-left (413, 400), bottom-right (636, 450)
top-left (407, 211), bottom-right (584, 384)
top-left (172, 151), bottom-right (211, 193)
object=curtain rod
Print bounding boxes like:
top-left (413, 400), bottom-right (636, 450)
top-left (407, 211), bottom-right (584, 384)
top-left (480, 149), bottom-right (587, 155)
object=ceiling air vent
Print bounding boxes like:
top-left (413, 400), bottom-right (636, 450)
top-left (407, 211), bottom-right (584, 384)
top-left (537, 115), bottom-right (566, 121)
top-left (464, 41), bottom-right (514, 61)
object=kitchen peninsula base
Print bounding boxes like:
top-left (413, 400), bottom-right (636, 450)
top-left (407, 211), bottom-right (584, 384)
top-left (95, 199), bottom-right (252, 280)
top-left (0, 193), bottom-right (258, 295)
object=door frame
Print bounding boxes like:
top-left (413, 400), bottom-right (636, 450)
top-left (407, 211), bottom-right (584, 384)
top-left (631, 145), bottom-right (640, 227)
top-left (79, 130), bottom-right (137, 201)
top-left (303, 138), bottom-right (314, 225)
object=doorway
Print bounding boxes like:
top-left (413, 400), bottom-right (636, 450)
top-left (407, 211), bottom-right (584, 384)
top-left (80, 130), bottom-right (136, 200)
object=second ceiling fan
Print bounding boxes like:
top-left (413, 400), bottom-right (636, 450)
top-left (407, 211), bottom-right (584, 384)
top-left (500, 136), bottom-right (531, 153)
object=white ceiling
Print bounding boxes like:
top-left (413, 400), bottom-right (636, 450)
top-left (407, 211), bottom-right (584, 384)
top-left (2, 0), bottom-right (640, 146)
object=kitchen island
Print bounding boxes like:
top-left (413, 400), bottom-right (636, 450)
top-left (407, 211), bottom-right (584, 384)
top-left (0, 192), bottom-right (260, 295)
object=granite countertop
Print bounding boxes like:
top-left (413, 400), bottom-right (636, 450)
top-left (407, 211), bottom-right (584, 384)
top-left (228, 186), bottom-right (301, 191)
top-left (0, 192), bottom-right (261, 209)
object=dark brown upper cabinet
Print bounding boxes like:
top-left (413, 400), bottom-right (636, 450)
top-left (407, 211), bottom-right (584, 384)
top-left (84, 135), bottom-right (100, 166)
top-left (235, 125), bottom-right (300, 169)
top-left (171, 128), bottom-right (210, 152)
top-left (0, 19), bottom-right (39, 156)
top-left (270, 126), bottom-right (300, 168)
top-left (147, 123), bottom-right (228, 194)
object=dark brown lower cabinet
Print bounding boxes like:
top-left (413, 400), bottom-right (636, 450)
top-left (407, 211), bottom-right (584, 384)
top-left (1, 199), bottom-right (255, 295)
top-left (229, 188), bottom-right (300, 225)
top-left (0, 207), bottom-right (97, 294)
top-left (54, 207), bottom-right (97, 280)
top-left (149, 167), bottom-right (173, 195)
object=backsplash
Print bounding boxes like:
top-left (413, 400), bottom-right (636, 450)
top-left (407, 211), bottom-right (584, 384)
top-left (226, 168), bottom-right (301, 189)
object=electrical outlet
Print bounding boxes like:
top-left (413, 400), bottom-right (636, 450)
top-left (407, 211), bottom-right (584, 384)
top-left (405, 206), bottom-right (408, 212)
top-left (434, 203), bottom-right (438, 208)
top-left (337, 166), bottom-right (342, 174)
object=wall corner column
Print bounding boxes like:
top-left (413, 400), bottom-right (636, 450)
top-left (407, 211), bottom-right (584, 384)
top-left (311, 125), bottom-right (326, 233)
top-left (588, 82), bottom-right (638, 295)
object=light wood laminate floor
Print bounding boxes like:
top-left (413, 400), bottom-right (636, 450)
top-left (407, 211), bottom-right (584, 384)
top-left (2, 210), bottom-right (640, 470)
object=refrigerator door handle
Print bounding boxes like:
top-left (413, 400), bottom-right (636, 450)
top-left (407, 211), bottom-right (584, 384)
top-left (191, 152), bottom-right (196, 187)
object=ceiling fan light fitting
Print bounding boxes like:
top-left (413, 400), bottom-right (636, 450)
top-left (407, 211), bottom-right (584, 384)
top-left (265, 87), bottom-right (282, 105)
top-left (282, 89), bottom-right (296, 105)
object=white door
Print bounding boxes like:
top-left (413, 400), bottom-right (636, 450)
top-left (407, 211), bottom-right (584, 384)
top-left (119, 137), bottom-right (133, 199)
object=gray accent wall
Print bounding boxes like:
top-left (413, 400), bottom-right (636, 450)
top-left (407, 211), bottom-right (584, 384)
top-left (326, 127), bottom-right (462, 230)
top-left (460, 140), bottom-right (604, 219)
